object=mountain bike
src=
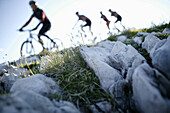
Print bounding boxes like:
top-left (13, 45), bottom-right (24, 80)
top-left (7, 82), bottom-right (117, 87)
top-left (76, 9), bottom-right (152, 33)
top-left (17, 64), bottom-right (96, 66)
top-left (19, 30), bottom-right (63, 57)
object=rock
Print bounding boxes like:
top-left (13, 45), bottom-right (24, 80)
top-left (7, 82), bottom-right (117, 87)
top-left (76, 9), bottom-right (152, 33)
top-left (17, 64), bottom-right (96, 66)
top-left (0, 61), bottom-right (30, 77)
top-left (132, 63), bottom-right (170, 113)
top-left (109, 80), bottom-right (129, 110)
top-left (142, 34), bottom-right (160, 53)
top-left (0, 62), bottom-right (9, 70)
top-left (154, 69), bottom-right (170, 98)
top-left (97, 40), bottom-right (115, 52)
top-left (18, 90), bottom-right (52, 112)
top-left (8, 65), bottom-right (29, 76)
top-left (10, 74), bottom-right (60, 96)
top-left (162, 28), bottom-right (170, 34)
top-left (126, 54), bottom-right (146, 83)
top-left (137, 32), bottom-right (150, 36)
top-left (0, 68), bottom-right (7, 76)
top-left (80, 46), bottom-right (122, 91)
top-left (80, 46), bottom-right (111, 65)
top-left (0, 62), bottom-right (9, 76)
top-left (1, 73), bottom-right (20, 92)
top-left (133, 36), bottom-right (143, 46)
top-left (117, 35), bottom-right (127, 42)
top-left (52, 100), bottom-right (80, 113)
top-left (40, 55), bottom-right (51, 71)
top-left (109, 41), bottom-right (145, 76)
top-left (151, 32), bottom-right (158, 35)
top-left (0, 90), bottom-right (80, 113)
top-left (150, 39), bottom-right (167, 58)
top-left (13, 90), bottom-right (58, 113)
top-left (90, 101), bottom-right (116, 113)
top-left (15, 55), bottom-right (40, 66)
top-left (151, 36), bottom-right (170, 79)
top-left (0, 94), bottom-right (40, 113)
top-left (0, 77), bottom-right (3, 93)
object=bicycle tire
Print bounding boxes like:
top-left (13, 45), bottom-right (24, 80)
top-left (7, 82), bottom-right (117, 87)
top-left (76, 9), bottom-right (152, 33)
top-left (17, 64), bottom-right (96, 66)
top-left (20, 41), bottom-right (35, 57)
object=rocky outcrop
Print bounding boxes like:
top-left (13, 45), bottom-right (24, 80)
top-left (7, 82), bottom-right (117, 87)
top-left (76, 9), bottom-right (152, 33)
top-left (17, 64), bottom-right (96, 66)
top-left (142, 34), bottom-right (170, 79)
top-left (80, 29), bottom-right (170, 112)
top-left (109, 41), bottom-right (146, 76)
top-left (0, 64), bottom-right (26, 92)
top-left (1, 73), bottom-right (20, 92)
top-left (15, 55), bottom-right (40, 66)
top-left (142, 34), bottom-right (161, 53)
top-left (151, 36), bottom-right (170, 79)
top-left (10, 74), bottom-right (60, 96)
top-left (80, 40), bottom-right (147, 111)
top-left (80, 45), bottom-right (122, 92)
top-left (90, 101), bottom-right (115, 113)
top-left (117, 35), bottom-right (127, 42)
top-left (0, 90), bottom-right (80, 113)
top-left (132, 63), bottom-right (170, 113)
top-left (133, 36), bottom-right (143, 46)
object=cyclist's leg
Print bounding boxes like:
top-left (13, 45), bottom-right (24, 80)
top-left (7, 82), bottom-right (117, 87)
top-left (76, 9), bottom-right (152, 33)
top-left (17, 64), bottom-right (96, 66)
top-left (42, 34), bottom-right (56, 47)
top-left (119, 17), bottom-right (125, 30)
top-left (38, 34), bottom-right (45, 50)
top-left (81, 19), bottom-right (91, 32)
top-left (39, 23), bottom-right (51, 49)
top-left (106, 21), bottom-right (110, 30)
top-left (114, 17), bottom-right (120, 32)
top-left (42, 34), bottom-right (54, 43)
top-left (81, 25), bottom-right (85, 32)
top-left (114, 23), bottom-right (120, 32)
top-left (87, 20), bottom-right (93, 35)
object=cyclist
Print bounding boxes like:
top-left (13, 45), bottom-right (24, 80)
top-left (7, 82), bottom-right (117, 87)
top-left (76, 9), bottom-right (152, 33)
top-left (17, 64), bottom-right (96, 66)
top-left (75, 12), bottom-right (93, 35)
top-left (19, 0), bottom-right (55, 49)
top-left (108, 9), bottom-right (125, 32)
top-left (100, 11), bottom-right (110, 30)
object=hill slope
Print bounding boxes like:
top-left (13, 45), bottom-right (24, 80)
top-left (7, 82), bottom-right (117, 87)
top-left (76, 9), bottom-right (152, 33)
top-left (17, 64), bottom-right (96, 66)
top-left (0, 22), bottom-right (170, 113)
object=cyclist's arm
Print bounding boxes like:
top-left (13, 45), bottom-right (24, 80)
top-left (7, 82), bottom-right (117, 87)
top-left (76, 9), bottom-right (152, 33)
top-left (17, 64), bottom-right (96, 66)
top-left (21, 15), bottom-right (34, 29)
top-left (32, 22), bottom-right (42, 31)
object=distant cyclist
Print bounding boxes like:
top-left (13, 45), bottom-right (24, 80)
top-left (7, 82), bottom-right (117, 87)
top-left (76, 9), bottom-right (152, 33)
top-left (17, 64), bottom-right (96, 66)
top-left (100, 11), bottom-right (110, 30)
top-left (19, 0), bottom-right (55, 49)
top-left (75, 12), bottom-right (93, 35)
top-left (109, 9), bottom-right (125, 32)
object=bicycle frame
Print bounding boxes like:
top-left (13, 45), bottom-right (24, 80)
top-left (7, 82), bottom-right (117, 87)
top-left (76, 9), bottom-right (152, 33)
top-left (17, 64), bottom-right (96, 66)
top-left (20, 30), bottom-right (64, 55)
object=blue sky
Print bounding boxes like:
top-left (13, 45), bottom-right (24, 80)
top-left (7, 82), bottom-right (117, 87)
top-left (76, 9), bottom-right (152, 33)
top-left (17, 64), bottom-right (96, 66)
top-left (0, 0), bottom-right (170, 64)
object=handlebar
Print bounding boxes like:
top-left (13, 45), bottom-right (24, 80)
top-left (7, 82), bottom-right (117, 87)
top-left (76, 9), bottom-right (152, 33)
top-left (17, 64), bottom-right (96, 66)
top-left (17, 29), bottom-right (38, 39)
top-left (17, 29), bottom-right (33, 32)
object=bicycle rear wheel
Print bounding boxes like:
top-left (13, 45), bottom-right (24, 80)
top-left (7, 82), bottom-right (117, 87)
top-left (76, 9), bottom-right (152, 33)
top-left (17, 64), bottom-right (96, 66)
top-left (20, 41), bottom-right (35, 57)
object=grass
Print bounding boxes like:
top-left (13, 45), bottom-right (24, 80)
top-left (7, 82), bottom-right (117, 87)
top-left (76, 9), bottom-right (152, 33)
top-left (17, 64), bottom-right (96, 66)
top-left (121, 30), bottom-right (138, 39)
top-left (155, 33), bottom-right (169, 40)
top-left (141, 22), bottom-right (170, 33)
top-left (40, 48), bottom-right (115, 112)
top-left (108, 35), bottom-right (117, 41)
top-left (108, 22), bottom-right (170, 42)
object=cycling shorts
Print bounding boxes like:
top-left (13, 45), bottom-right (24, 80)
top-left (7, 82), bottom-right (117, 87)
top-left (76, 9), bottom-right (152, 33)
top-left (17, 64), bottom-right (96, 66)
top-left (84, 19), bottom-right (91, 27)
top-left (115, 15), bottom-right (122, 23)
top-left (39, 22), bottom-right (51, 35)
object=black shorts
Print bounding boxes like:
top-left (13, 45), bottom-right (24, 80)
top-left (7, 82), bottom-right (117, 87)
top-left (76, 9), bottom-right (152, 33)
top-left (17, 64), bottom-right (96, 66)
top-left (115, 15), bottom-right (122, 23)
top-left (84, 19), bottom-right (91, 27)
top-left (39, 22), bottom-right (51, 35)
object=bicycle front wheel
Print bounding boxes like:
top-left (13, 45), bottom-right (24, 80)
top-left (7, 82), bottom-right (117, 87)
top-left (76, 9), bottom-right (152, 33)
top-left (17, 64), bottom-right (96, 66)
top-left (20, 41), bottom-right (35, 57)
